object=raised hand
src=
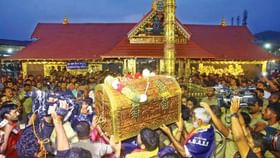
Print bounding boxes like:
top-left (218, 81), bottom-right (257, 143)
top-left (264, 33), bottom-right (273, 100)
top-left (230, 97), bottom-right (240, 114)
top-left (59, 100), bottom-right (69, 110)
top-left (109, 135), bottom-right (121, 158)
top-left (160, 124), bottom-right (172, 136)
top-left (51, 111), bottom-right (63, 124)
top-left (91, 115), bottom-right (99, 129)
top-left (200, 102), bottom-right (211, 111)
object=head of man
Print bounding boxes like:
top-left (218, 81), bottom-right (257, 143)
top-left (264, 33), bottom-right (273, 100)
top-left (24, 79), bottom-right (32, 86)
top-left (192, 108), bottom-right (211, 128)
top-left (64, 147), bottom-right (92, 158)
top-left (2, 87), bottom-right (13, 99)
top-left (255, 88), bottom-right (264, 98)
top-left (23, 83), bottom-right (32, 92)
top-left (269, 93), bottom-right (280, 104)
top-left (262, 104), bottom-right (280, 123)
top-left (181, 85), bottom-right (188, 97)
top-left (60, 82), bottom-right (67, 91)
top-left (27, 75), bottom-right (34, 81)
top-left (257, 81), bottom-right (265, 90)
top-left (75, 121), bottom-right (90, 140)
top-left (137, 128), bottom-right (159, 151)
top-left (17, 79), bottom-right (23, 85)
top-left (6, 80), bottom-right (14, 88)
top-left (230, 78), bottom-right (239, 87)
top-left (181, 97), bottom-right (187, 107)
top-left (186, 97), bottom-right (198, 111)
top-left (206, 87), bottom-right (215, 98)
top-left (248, 97), bottom-right (263, 114)
top-left (0, 103), bottom-right (19, 122)
top-left (161, 153), bottom-right (180, 158)
top-left (240, 79), bottom-right (248, 88)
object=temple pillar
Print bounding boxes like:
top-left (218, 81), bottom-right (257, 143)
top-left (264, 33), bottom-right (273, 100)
top-left (164, 0), bottom-right (176, 76)
top-left (123, 59), bottom-right (128, 74)
top-left (127, 59), bottom-right (136, 74)
top-left (262, 61), bottom-right (268, 73)
top-left (185, 59), bottom-right (191, 79)
top-left (22, 62), bottom-right (27, 78)
top-left (178, 59), bottom-right (184, 77)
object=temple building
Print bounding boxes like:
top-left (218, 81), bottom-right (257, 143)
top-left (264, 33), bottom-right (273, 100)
top-left (8, 0), bottom-right (276, 78)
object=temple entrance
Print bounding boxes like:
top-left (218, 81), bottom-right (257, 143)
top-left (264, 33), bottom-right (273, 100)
top-left (102, 63), bottom-right (123, 74)
top-left (136, 58), bottom-right (159, 73)
top-left (27, 64), bottom-right (44, 77)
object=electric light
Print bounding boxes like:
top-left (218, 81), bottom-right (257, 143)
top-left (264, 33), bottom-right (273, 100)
top-left (7, 48), bottom-right (13, 53)
top-left (262, 72), bottom-right (268, 77)
top-left (264, 43), bottom-right (271, 49)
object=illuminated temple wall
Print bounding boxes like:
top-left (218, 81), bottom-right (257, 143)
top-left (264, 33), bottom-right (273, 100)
top-left (21, 59), bottom-right (267, 79)
top-left (22, 61), bottom-right (106, 77)
top-left (188, 61), bottom-right (267, 79)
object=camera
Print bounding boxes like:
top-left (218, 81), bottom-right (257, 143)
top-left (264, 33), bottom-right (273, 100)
top-left (32, 90), bottom-right (79, 121)
top-left (215, 85), bottom-right (257, 108)
top-left (262, 127), bottom-right (280, 151)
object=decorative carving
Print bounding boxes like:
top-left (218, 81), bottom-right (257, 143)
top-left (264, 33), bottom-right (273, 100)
top-left (198, 63), bottom-right (244, 76)
top-left (131, 103), bottom-right (140, 119)
top-left (164, 0), bottom-right (176, 76)
top-left (95, 76), bottom-right (181, 141)
top-left (95, 90), bottom-right (113, 133)
top-left (128, 5), bottom-right (190, 44)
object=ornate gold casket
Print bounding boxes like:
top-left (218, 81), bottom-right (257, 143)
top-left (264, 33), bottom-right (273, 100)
top-left (95, 75), bottom-right (181, 141)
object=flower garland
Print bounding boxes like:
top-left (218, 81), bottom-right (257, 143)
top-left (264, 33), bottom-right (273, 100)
top-left (104, 69), bottom-right (154, 119)
top-left (104, 76), bottom-right (148, 103)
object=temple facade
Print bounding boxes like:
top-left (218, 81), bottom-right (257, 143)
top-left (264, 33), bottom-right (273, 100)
top-left (8, 0), bottom-right (276, 78)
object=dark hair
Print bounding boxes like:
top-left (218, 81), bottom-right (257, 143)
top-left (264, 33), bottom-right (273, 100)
top-left (27, 75), bottom-right (34, 78)
top-left (186, 96), bottom-right (198, 107)
top-left (75, 121), bottom-right (90, 138)
top-left (158, 146), bottom-right (177, 158)
top-left (23, 83), bottom-right (31, 88)
top-left (161, 153), bottom-right (180, 158)
top-left (271, 92), bottom-right (280, 97)
top-left (256, 88), bottom-right (264, 94)
top-left (0, 103), bottom-right (17, 119)
top-left (140, 128), bottom-right (159, 151)
top-left (4, 80), bottom-right (14, 85)
top-left (2, 87), bottom-right (12, 94)
top-left (257, 81), bottom-right (265, 86)
top-left (67, 147), bottom-right (92, 158)
top-left (180, 85), bottom-right (187, 90)
top-left (83, 98), bottom-right (93, 106)
top-left (24, 79), bottom-right (32, 84)
top-left (181, 106), bottom-right (191, 121)
top-left (268, 104), bottom-right (280, 121)
top-left (255, 97), bottom-right (263, 107)
top-left (240, 112), bottom-right (251, 127)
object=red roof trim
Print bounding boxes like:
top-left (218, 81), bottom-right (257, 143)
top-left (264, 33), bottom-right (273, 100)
top-left (9, 23), bottom-right (278, 61)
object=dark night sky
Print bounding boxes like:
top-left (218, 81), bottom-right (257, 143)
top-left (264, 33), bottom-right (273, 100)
top-left (0, 0), bottom-right (279, 40)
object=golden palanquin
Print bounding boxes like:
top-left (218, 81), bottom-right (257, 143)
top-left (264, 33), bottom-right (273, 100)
top-left (95, 75), bottom-right (181, 141)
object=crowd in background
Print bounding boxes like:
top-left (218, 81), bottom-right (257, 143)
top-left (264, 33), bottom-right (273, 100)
top-left (0, 67), bottom-right (280, 158)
